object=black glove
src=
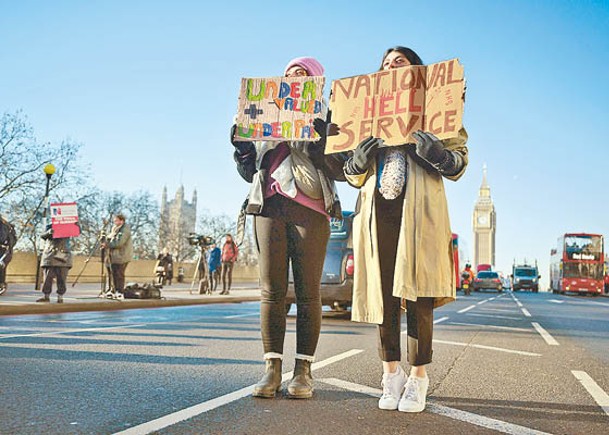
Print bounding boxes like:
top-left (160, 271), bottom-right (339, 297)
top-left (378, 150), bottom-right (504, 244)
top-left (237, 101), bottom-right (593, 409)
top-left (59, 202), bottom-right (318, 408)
top-left (230, 124), bottom-right (254, 155)
top-left (313, 117), bottom-right (327, 139)
top-left (348, 136), bottom-right (382, 174)
top-left (413, 130), bottom-right (447, 165)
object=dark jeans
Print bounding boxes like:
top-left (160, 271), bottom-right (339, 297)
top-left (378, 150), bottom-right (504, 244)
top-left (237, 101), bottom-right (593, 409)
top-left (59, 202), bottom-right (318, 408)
top-left (254, 195), bottom-right (330, 357)
top-left (0, 266), bottom-right (6, 285)
top-left (42, 267), bottom-right (69, 295)
top-left (111, 263), bottom-right (128, 292)
top-left (375, 190), bottom-right (434, 366)
top-left (221, 262), bottom-right (233, 291)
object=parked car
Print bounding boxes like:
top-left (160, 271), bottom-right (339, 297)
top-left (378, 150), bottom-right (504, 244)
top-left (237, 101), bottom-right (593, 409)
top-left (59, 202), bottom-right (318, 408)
top-left (286, 211), bottom-right (354, 312)
top-left (473, 271), bottom-right (503, 292)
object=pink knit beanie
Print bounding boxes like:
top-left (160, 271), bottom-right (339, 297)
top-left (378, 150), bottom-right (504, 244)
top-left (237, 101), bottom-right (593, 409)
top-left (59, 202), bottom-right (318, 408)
top-left (284, 56), bottom-right (325, 77)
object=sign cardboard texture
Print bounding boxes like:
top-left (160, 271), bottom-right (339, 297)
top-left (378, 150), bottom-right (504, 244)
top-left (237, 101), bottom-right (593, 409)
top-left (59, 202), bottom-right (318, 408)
top-left (234, 76), bottom-right (325, 142)
top-left (50, 202), bottom-right (81, 238)
top-left (326, 58), bottom-right (465, 154)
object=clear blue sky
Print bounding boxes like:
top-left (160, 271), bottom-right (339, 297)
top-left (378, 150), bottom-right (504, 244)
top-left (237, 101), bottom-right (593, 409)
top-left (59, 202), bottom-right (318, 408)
top-left (2, 0), bottom-right (608, 286)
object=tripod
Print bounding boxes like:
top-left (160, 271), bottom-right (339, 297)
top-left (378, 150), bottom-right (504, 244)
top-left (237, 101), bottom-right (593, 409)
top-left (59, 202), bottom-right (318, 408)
top-left (189, 245), bottom-right (210, 295)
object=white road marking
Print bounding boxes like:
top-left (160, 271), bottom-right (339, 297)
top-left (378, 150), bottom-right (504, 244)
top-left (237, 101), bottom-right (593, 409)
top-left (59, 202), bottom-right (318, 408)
top-left (476, 299), bottom-right (490, 305)
top-left (223, 312), bottom-right (259, 319)
top-left (447, 322), bottom-right (532, 333)
top-left (521, 308), bottom-right (532, 317)
top-left (571, 370), bottom-right (609, 417)
top-left (319, 378), bottom-right (552, 435)
top-left (478, 308), bottom-right (520, 313)
top-left (0, 324), bottom-right (146, 339)
top-left (113, 349), bottom-right (364, 435)
top-left (458, 304), bottom-right (476, 314)
top-left (465, 313), bottom-right (522, 320)
top-left (433, 316), bottom-right (449, 324)
top-left (531, 322), bottom-right (559, 345)
top-left (433, 339), bottom-right (541, 356)
top-left (549, 299), bottom-right (564, 304)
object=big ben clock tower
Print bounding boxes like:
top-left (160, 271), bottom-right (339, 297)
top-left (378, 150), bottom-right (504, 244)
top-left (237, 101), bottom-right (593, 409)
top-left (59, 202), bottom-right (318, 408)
top-left (473, 165), bottom-right (496, 268)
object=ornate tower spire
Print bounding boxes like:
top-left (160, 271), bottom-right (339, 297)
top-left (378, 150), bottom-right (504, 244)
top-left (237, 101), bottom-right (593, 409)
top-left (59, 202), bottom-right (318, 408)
top-left (473, 164), bottom-right (496, 268)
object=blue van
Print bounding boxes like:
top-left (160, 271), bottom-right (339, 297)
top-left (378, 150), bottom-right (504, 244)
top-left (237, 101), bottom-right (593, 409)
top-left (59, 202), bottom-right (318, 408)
top-left (286, 211), bottom-right (354, 312)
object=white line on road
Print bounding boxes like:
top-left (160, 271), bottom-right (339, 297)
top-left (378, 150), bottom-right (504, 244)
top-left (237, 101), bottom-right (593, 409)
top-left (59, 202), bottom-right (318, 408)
top-left (319, 378), bottom-right (552, 435)
top-left (531, 322), bottom-right (559, 345)
top-left (447, 322), bottom-right (532, 333)
top-left (478, 307), bottom-right (520, 313)
top-left (521, 308), bottom-right (532, 317)
top-left (433, 339), bottom-right (541, 356)
top-left (549, 299), bottom-right (565, 304)
top-left (0, 324), bottom-right (147, 340)
top-left (113, 349), bottom-right (364, 435)
top-left (433, 316), bottom-right (449, 324)
top-left (476, 299), bottom-right (490, 305)
top-left (458, 304), bottom-right (476, 314)
top-left (465, 313), bottom-right (522, 320)
top-left (571, 370), bottom-right (609, 417)
top-left (223, 312), bottom-right (259, 319)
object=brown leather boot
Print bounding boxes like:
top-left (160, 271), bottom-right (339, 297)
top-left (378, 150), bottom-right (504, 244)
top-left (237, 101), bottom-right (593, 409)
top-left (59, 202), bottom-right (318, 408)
top-left (252, 358), bottom-right (282, 398)
top-left (287, 359), bottom-right (313, 399)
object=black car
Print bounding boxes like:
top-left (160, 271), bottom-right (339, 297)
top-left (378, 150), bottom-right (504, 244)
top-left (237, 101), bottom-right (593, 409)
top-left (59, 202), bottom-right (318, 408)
top-left (473, 271), bottom-right (503, 292)
top-left (286, 211), bottom-right (354, 312)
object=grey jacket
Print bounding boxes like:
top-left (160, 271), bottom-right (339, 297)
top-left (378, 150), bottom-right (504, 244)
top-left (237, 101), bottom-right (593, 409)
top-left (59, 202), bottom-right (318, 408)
top-left (234, 140), bottom-right (346, 219)
top-left (40, 230), bottom-right (73, 268)
top-left (108, 223), bottom-right (133, 264)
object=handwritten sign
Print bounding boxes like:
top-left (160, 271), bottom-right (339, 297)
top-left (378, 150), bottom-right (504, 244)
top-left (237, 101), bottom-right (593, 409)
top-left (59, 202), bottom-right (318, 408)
top-left (50, 202), bottom-right (80, 238)
top-left (326, 58), bottom-right (465, 154)
top-left (234, 76), bottom-right (325, 142)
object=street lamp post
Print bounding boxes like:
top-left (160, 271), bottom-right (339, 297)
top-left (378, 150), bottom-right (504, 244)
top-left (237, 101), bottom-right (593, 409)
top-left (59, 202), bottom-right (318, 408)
top-left (34, 163), bottom-right (56, 290)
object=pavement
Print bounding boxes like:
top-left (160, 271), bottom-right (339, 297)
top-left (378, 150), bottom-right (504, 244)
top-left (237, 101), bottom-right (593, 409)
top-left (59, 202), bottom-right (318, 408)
top-left (0, 281), bottom-right (261, 316)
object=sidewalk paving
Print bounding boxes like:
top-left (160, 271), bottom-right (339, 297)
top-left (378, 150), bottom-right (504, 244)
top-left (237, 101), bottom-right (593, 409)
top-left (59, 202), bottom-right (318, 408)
top-left (0, 281), bottom-right (261, 316)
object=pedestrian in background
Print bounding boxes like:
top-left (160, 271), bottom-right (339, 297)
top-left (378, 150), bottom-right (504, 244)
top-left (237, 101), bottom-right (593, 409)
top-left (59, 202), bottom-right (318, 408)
top-left (156, 248), bottom-right (174, 286)
top-left (231, 56), bottom-right (346, 399)
top-left (103, 213), bottom-right (133, 297)
top-left (220, 234), bottom-right (238, 295)
top-left (0, 215), bottom-right (16, 296)
top-left (207, 243), bottom-right (221, 292)
top-left (36, 225), bottom-right (73, 303)
top-left (343, 46), bottom-right (468, 413)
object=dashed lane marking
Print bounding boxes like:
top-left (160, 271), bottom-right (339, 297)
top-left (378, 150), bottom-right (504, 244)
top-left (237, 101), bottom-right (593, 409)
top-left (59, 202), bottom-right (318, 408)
top-left (465, 313), bottom-right (522, 320)
top-left (531, 322), bottom-right (559, 345)
top-left (113, 349), bottom-right (364, 435)
top-left (458, 304), bottom-right (476, 314)
top-left (549, 299), bottom-right (564, 304)
top-left (521, 308), bottom-right (532, 317)
top-left (433, 316), bottom-right (449, 324)
top-left (433, 339), bottom-right (541, 356)
top-left (319, 378), bottom-right (552, 435)
top-left (571, 370), bottom-right (609, 417)
top-left (447, 322), bottom-right (532, 333)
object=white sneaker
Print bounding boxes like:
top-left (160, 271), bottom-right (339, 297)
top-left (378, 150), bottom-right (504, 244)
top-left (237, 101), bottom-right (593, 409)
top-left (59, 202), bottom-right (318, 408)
top-left (378, 366), bottom-right (407, 410)
top-left (398, 375), bottom-right (429, 413)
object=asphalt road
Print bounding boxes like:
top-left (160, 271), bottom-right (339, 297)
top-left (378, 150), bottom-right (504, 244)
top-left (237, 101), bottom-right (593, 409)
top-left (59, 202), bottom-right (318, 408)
top-left (0, 291), bottom-right (607, 434)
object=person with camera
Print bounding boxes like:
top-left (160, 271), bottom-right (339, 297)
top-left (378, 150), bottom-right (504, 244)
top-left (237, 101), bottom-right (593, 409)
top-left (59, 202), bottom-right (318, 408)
top-left (155, 247), bottom-right (173, 286)
top-left (220, 234), bottom-right (238, 295)
top-left (207, 243), bottom-right (221, 292)
top-left (0, 215), bottom-right (17, 296)
top-left (103, 213), bottom-right (133, 296)
top-left (231, 56), bottom-right (346, 399)
top-left (36, 224), bottom-right (73, 303)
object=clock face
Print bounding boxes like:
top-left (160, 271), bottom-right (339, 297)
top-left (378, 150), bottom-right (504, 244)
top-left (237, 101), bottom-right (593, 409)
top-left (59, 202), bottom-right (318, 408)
top-left (477, 215), bottom-right (488, 225)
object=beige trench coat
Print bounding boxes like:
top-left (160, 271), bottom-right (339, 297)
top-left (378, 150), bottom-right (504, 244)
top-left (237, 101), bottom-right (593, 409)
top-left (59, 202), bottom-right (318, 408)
top-left (346, 129), bottom-right (468, 324)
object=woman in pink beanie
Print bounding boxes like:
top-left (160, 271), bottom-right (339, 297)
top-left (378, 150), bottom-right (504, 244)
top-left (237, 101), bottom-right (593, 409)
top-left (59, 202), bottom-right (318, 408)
top-left (231, 56), bottom-right (346, 400)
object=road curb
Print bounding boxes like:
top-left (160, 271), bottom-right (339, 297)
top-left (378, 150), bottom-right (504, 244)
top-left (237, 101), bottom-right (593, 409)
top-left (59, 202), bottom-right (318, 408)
top-left (0, 295), bottom-right (260, 316)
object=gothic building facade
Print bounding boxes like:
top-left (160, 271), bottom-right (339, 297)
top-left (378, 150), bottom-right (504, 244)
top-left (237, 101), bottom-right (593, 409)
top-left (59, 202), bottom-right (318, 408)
top-left (473, 165), bottom-right (496, 268)
top-left (159, 186), bottom-right (197, 261)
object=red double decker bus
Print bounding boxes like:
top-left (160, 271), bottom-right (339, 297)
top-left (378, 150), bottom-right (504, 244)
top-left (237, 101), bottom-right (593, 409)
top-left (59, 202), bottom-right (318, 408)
top-left (550, 233), bottom-right (605, 295)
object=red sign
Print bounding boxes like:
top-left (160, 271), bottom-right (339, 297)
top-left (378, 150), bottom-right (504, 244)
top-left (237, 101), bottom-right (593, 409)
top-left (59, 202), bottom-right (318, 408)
top-left (50, 202), bottom-right (80, 238)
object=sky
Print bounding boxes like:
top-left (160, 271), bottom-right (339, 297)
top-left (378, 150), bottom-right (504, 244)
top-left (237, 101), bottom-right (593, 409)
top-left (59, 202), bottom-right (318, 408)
top-left (2, 0), bottom-right (608, 288)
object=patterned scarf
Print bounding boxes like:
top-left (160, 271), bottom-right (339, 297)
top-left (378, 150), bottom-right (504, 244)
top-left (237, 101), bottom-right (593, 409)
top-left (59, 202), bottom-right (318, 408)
top-left (379, 147), bottom-right (407, 200)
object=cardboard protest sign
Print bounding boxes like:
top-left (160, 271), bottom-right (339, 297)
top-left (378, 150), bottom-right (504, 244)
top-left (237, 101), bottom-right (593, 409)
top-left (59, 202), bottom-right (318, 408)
top-left (50, 202), bottom-right (80, 238)
top-left (234, 76), bottom-right (325, 142)
top-left (326, 58), bottom-right (465, 154)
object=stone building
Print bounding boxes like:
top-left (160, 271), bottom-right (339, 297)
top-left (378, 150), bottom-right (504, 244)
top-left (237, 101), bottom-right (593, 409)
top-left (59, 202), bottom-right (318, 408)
top-left (473, 165), bottom-right (496, 269)
top-left (159, 185), bottom-right (197, 261)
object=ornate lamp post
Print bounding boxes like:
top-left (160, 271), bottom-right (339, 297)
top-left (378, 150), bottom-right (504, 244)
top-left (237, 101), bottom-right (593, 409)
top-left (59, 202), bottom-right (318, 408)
top-left (34, 163), bottom-right (56, 290)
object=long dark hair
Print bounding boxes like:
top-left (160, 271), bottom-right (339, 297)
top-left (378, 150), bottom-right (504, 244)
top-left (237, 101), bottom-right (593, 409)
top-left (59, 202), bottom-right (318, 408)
top-left (379, 46), bottom-right (423, 70)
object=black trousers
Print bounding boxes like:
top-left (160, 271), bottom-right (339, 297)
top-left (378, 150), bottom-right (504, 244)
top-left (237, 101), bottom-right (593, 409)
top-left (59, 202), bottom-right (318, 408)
top-left (42, 267), bottom-right (69, 295)
top-left (221, 262), bottom-right (233, 291)
top-left (111, 263), bottom-right (128, 292)
top-left (254, 195), bottom-right (330, 357)
top-left (0, 266), bottom-right (6, 285)
top-left (375, 191), bottom-right (434, 366)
